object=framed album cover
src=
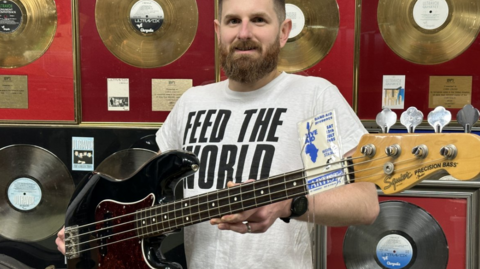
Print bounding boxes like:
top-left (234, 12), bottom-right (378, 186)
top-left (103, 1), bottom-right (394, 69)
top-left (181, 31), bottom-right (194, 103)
top-left (316, 180), bottom-right (480, 269)
top-left (0, 0), bottom-right (76, 123)
top-left (77, 0), bottom-right (216, 124)
top-left (355, 0), bottom-right (480, 121)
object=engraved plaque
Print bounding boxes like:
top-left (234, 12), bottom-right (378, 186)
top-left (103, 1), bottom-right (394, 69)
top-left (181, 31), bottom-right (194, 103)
top-left (152, 79), bottom-right (192, 111)
top-left (0, 75), bottom-right (28, 109)
top-left (429, 76), bottom-right (472, 108)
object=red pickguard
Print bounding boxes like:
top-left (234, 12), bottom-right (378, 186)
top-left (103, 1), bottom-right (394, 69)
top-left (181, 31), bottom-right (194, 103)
top-left (92, 194), bottom-right (155, 269)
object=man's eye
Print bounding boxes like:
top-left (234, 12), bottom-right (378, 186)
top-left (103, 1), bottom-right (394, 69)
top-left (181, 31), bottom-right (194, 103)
top-left (228, 19), bottom-right (240, 24)
top-left (252, 18), bottom-right (265, 23)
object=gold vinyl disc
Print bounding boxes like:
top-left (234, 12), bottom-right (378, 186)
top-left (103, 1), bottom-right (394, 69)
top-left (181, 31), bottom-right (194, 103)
top-left (278, 0), bottom-right (339, 73)
top-left (95, 0), bottom-right (198, 68)
top-left (0, 145), bottom-right (74, 242)
top-left (0, 0), bottom-right (57, 68)
top-left (378, 0), bottom-right (480, 65)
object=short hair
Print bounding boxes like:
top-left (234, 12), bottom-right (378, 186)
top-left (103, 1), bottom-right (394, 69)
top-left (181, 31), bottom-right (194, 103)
top-left (218, 0), bottom-right (286, 23)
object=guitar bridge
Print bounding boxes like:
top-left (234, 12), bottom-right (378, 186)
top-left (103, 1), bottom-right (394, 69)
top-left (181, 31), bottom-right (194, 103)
top-left (65, 225), bottom-right (80, 259)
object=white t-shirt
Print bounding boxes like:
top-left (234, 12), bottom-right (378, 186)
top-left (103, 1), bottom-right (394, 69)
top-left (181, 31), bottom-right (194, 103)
top-left (156, 72), bottom-right (367, 269)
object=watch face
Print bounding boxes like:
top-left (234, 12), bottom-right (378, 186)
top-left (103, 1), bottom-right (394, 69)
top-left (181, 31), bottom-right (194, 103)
top-left (293, 196), bottom-right (309, 216)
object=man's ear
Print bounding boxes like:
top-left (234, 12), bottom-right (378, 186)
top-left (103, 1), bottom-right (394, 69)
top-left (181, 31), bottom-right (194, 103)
top-left (214, 19), bottom-right (221, 44)
top-left (279, 19), bottom-right (292, 48)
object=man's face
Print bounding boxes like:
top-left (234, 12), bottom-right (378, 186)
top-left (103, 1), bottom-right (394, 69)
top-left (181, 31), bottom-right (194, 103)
top-left (215, 0), bottom-right (288, 83)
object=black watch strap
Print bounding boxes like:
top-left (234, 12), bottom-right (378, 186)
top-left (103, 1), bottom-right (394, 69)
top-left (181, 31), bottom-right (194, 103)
top-left (280, 196), bottom-right (308, 223)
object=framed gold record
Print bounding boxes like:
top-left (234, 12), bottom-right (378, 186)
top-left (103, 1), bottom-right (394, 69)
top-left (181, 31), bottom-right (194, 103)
top-left (278, 0), bottom-right (339, 73)
top-left (377, 0), bottom-right (480, 65)
top-left (95, 0), bottom-right (199, 68)
top-left (0, 0), bottom-right (57, 68)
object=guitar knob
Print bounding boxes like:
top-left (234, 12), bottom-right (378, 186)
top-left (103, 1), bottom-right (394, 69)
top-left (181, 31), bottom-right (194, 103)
top-left (412, 145), bottom-right (428, 159)
top-left (360, 144), bottom-right (376, 158)
top-left (440, 144), bottom-right (457, 159)
top-left (385, 144), bottom-right (401, 157)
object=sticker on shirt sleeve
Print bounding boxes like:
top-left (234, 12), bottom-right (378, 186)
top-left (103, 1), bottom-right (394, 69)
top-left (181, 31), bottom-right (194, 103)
top-left (297, 110), bottom-right (346, 195)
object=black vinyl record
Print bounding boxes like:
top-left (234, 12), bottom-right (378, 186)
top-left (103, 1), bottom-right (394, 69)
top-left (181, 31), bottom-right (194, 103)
top-left (343, 200), bottom-right (448, 269)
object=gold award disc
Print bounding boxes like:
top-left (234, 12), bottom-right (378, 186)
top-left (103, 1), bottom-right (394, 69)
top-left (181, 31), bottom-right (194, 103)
top-left (0, 0), bottom-right (57, 68)
top-left (378, 0), bottom-right (480, 65)
top-left (0, 145), bottom-right (74, 242)
top-left (95, 0), bottom-right (199, 68)
top-left (278, 0), bottom-right (339, 73)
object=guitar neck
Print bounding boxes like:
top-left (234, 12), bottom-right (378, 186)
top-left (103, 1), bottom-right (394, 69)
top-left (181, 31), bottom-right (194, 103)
top-left (135, 170), bottom-right (308, 237)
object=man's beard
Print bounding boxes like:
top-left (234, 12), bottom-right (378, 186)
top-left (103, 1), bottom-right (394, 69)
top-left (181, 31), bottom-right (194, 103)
top-left (219, 38), bottom-right (280, 84)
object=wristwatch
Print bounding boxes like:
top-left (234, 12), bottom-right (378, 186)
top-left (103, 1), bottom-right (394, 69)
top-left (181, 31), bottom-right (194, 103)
top-left (280, 196), bottom-right (309, 223)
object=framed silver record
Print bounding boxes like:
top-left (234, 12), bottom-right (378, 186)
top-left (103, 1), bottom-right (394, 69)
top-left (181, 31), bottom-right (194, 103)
top-left (315, 180), bottom-right (480, 269)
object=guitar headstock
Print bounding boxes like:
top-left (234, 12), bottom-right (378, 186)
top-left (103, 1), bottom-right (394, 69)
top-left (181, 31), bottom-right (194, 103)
top-left (352, 133), bottom-right (480, 194)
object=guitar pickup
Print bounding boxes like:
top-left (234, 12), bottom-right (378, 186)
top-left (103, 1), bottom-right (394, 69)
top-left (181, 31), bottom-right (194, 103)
top-left (99, 211), bottom-right (113, 257)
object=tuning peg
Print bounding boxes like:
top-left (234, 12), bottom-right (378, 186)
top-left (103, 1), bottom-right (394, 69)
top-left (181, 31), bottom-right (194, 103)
top-left (400, 107), bottom-right (423, 133)
top-left (457, 104), bottom-right (479, 133)
top-left (376, 108), bottom-right (397, 133)
top-left (427, 106), bottom-right (451, 133)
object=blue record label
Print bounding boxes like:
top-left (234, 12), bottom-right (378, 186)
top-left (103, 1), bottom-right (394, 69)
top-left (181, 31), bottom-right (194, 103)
top-left (376, 234), bottom-right (414, 268)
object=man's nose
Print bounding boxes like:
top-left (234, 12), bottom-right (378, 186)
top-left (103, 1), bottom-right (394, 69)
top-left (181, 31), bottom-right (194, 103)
top-left (237, 20), bottom-right (252, 40)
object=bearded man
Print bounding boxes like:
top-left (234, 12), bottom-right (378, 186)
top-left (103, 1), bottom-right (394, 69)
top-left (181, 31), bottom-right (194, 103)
top-left (156, 0), bottom-right (378, 268)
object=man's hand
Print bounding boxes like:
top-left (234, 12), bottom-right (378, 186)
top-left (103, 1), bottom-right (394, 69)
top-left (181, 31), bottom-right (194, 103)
top-left (56, 227), bottom-right (66, 255)
top-left (209, 180), bottom-right (291, 234)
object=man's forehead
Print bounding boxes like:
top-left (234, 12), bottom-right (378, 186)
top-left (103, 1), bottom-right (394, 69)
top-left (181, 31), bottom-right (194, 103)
top-left (220, 0), bottom-right (275, 16)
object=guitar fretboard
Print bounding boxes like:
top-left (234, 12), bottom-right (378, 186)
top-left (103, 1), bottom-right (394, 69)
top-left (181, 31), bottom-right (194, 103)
top-left (135, 170), bottom-right (307, 237)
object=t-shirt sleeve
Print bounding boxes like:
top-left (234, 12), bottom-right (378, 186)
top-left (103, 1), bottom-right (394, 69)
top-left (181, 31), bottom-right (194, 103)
top-left (315, 84), bottom-right (367, 156)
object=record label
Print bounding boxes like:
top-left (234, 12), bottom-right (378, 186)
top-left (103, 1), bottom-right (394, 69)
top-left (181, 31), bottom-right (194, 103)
top-left (376, 234), bottom-right (413, 268)
top-left (0, 0), bottom-right (22, 33)
top-left (413, 0), bottom-right (449, 30)
top-left (130, 0), bottom-right (164, 34)
top-left (7, 177), bottom-right (42, 211)
top-left (285, 3), bottom-right (305, 39)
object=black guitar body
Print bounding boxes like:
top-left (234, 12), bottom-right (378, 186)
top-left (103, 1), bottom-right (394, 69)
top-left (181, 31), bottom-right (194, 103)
top-left (64, 150), bottom-right (199, 269)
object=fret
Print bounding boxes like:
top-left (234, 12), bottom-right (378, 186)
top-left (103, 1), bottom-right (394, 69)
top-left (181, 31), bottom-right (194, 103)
top-left (167, 202), bottom-right (176, 230)
top-left (228, 186), bottom-right (243, 212)
top-left (269, 174), bottom-right (288, 201)
top-left (146, 208), bottom-right (153, 236)
top-left (181, 199), bottom-right (193, 226)
top-left (207, 191), bottom-right (221, 218)
top-left (141, 209), bottom-right (148, 237)
top-left (198, 195), bottom-right (209, 221)
top-left (189, 196), bottom-right (201, 223)
top-left (159, 204), bottom-right (166, 233)
top-left (253, 179), bottom-right (271, 205)
top-left (217, 189), bottom-right (230, 216)
top-left (135, 210), bottom-right (143, 237)
top-left (240, 182), bottom-right (255, 209)
top-left (153, 206), bottom-right (161, 234)
top-left (174, 201), bottom-right (182, 228)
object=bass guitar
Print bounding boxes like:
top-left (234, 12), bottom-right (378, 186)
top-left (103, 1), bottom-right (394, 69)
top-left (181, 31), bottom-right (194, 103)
top-left (64, 133), bottom-right (480, 269)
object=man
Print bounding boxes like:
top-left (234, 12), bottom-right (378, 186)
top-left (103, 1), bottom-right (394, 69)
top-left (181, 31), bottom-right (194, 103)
top-left (56, 0), bottom-right (379, 267)
top-left (155, 0), bottom-right (379, 268)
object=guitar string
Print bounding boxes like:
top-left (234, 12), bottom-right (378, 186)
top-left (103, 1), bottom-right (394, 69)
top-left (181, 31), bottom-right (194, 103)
top-left (66, 155), bottom-right (365, 233)
top-left (65, 156), bottom-right (369, 252)
top-left (65, 153), bottom-right (421, 249)
top-left (67, 155), bottom-right (444, 255)
top-left (66, 154), bottom-right (439, 254)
